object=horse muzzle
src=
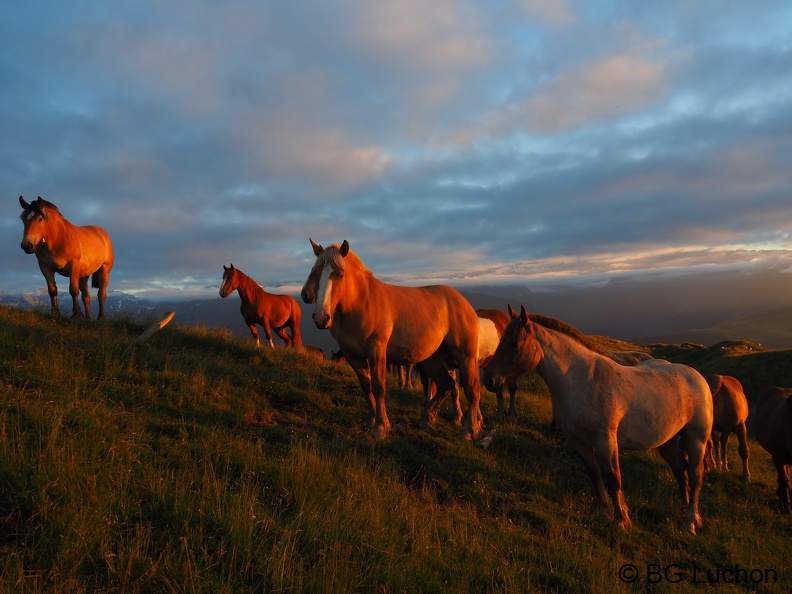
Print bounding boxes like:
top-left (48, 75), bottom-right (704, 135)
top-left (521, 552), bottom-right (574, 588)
top-left (20, 241), bottom-right (36, 254)
top-left (313, 312), bottom-right (331, 329)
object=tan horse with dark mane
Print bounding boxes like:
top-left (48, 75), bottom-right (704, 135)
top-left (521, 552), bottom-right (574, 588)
top-left (19, 196), bottom-right (114, 319)
top-left (220, 264), bottom-right (302, 348)
top-left (301, 239), bottom-right (482, 439)
top-left (483, 306), bottom-right (712, 534)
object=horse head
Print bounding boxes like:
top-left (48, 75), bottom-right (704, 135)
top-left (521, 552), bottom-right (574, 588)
top-left (302, 238), bottom-right (350, 329)
top-left (219, 264), bottom-right (238, 298)
top-left (19, 196), bottom-right (53, 254)
top-left (483, 305), bottom-right (544, 391)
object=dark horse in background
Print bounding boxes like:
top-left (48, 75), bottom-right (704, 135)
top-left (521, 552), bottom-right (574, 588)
top-left (219, 264), bottom-right (303, 348)
top-left (19, 196), bottom-right (114, 319)
top-left (754, 387), bottom-right (792, 511)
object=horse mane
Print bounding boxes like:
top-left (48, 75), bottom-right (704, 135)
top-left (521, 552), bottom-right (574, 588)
top-left (317, 243), bottom-right (371, 277)
top-left (528, 313), bottom-right (609, 356)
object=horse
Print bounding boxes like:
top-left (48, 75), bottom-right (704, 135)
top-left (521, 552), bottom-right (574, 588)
top-left (483, 306), bottom-right (712, 534)
top-left (19, 196), bottom-right (114, 319)
top-left (478, 308), bottom-right (520, 423)
top-left (417, 309), bottom-right (519, 424)
top-left (416, 314), bottom-right (501, 424)
top-left (704, 374), bottom-right (750, 482)
top-left (219, 264), bottom-right (303, 348)
top-left (300, 239), bottom-right (482, 439)
top-left (753, 387), bottom-right (792, 511)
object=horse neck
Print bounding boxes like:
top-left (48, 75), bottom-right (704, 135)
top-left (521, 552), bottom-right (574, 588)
top-left (532, 323), bottom-right (605, 392)
top-left (43, 208), bottom-right (68, 247)
top-left (334, 264), bottom-right (372, 315)
top-left (234, 271), bottom-right (265, 303)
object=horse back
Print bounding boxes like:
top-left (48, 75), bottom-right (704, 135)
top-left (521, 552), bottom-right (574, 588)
top-left (342, 280), bottom-right (478, 364)
top-left (614, 361), bottom-right (711, 449)
top-left (754, 387), bottom-right (792, 464)
top-left (706, 374), bottom-right (749, 428)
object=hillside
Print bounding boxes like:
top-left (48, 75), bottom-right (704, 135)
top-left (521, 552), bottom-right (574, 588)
top-left (0, 306), bottom-right (790, 592)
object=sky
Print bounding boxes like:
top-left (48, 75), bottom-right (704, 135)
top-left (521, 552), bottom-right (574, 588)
top-left (3, 1), bottom-right (792, 300)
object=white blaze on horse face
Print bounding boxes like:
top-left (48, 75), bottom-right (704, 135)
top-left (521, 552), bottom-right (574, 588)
top-left (313, 264), bottom-right (335, 328)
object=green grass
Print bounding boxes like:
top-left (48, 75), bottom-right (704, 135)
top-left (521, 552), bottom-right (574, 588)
top-left (0, 305), bottom-right (790, 593)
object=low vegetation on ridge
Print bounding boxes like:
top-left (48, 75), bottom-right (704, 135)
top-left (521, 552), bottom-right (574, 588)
top-left (0, 305), bottom-right (790, 592)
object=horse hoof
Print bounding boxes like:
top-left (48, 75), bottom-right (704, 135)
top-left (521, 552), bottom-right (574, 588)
top-left (368, 425), bottom-right (389, 440)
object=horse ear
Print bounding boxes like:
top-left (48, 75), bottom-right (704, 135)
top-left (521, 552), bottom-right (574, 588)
top-left (519, 305), bottom-right (529, 326)
top-left (19, 196), bottom-right (29, 209)
top-left (340, 240), bottom-right (350, 257)
top-left (507, 303), bottom-right (517, 318)
top-left (309, 237), bottom-right (324, 256)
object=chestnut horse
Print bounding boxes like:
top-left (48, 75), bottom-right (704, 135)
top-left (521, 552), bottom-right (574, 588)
top-left (301, 239), bottom-right (481, 439)
top-left (19, 196), bottom-right (114, 319)
top-left (219, 264), bottom-right (302, 348)
top-left (704, 374), bottom-right (750, 482)
top-left (483, 306), bottom-right (712, 534)
top-left (753, 387), bottom-right (792, 511)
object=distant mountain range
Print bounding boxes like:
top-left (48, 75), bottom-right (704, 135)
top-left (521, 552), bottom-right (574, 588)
top-left (4, 264), bottom-right (792, 352)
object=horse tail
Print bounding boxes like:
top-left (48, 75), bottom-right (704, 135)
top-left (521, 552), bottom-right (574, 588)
top-left (92, 273), bottom-right (100, 289)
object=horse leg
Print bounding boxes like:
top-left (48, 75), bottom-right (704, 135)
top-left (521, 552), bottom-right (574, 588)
top-left (247, 324), bottom-right (261, 347)
top-left (368, 349), bottom-right (391, 438)
top-left (273, 326), bottom-right (291, 347)
top-left (773, 459), bottom-right (791, 512)
top-left (679, 429), bottom-right (707, 534)
top-left (657, 439), bottom-right (690, 507)
top-left (261, 320), bottom-right (276, 348)
top-left (594, 434), bottom-right (630, 530)
top-left (288, 320), bottom-right (303, 348)
top-left (456, 356), bottom-right (483, 439)
top-left (418, 356), bottom-right (456, 430)
top-left (449, 369), bottom-right (462, 426)
top-left (495, 384), bottom-right (507, 422)
top-left (94, 266), bottom-right (110, 319)
top-left (735, 422), bottom-right (751, 482)
top-left (68, 271), bottom-right (84, 318)
top-left (716, 430), bottom-right (730, 472)
top-left (507, 382), bottom-right (518, 423)
top-left (79, 275), bottom-right (92, 320)
top-left (40, 266), bottom-right (60, 317)
top-left (568, 440), bottom-right (609, 510)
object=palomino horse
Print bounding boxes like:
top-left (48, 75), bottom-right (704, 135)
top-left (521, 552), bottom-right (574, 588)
top-left (483, 306), bottom-right (712, 534)
top-left (19, 196), bottom-right (114, 319)
top-left (301, 239), bottom-right (482, 439)
top-left (753, 387), bottom-right (792, 511)
top-left (704, 374), bottom-right (750, 482)
top-left (219, 264), bottom-right (303, 348)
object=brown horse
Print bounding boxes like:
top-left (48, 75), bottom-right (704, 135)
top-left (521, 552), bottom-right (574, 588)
top-left (483, 306), bottom-right (712, 534)
top-left (753, 387), bottom-right (792, 511)
top-left (418, 309), bottom-right (519, 424)
top-left (219, 264), bottom-right (302, 348)
top-left (19, 196), bottom-right (114, 319)
top-left (301, 239), bottom-right (482, 439)
top-left (477, 308), bottom-right (520, 423)
top-left (704, 374), bottom-right (750, 482)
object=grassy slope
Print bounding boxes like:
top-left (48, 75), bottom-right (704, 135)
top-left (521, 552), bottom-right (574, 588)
top-left (0, 305), bottom-right (790, 593)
